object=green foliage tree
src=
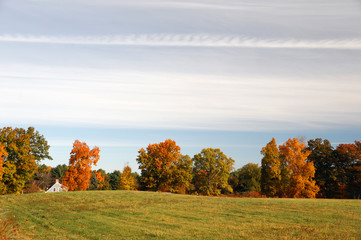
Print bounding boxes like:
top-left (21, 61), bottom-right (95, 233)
top-left (108, 170), bottom-right (122, 190)
top-left (261, 138), bottom-right (281, 197)
top-left (0, 127), bottom-right (52, 194)
top-left (169, 155), bottom-right (193, 194)
top-left (21, 127), bottom-right (53, 163)
top-left (51, 164), bottom-right (69, 180)
top-left (230, 163), bottom-right (261, 193)
top-left (307, 138), bottom-right (338, 198)
top-left (193, 148), bottom-right (234, 195)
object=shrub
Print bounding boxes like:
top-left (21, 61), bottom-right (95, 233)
top-left (240, 191), bottom-right (265, 198)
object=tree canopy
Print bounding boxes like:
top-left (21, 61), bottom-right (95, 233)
top-left (62, 140), bottom-right (100, 191)
top-left (279, 138), bottom-right (319, 198)
top-left (51, 164), bottom-right (69, 180)
top-left (334, 141), bottom-right (361, 199)
top-left (137, 139), bottom-right (192, 192)
top-left (0, 125), bottom-right (359, 199)
top-left (261, 138), bottom-right (319, 198)
top-left (21, 127), bottom-right (53, 163)
top-left (307, 138), bottom-right (337, 198)
top-left (0, 127), bottom-right (52, 194)
top-left (193, 148), bottom-right (234, 195)
top-left (108, 170), bottom-right (122, 190)
top-left (230, 163), bottom-right (261, 193)
top-left (261, 138), bottom-right (281, 197)
top-left (0, 143), bottom-right (8, 183)
top-left (119, 166), bottom-right (136, 190)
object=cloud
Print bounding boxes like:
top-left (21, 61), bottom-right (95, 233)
top-left (48, 139), bottom-right (261, 148)
top-left (1, 64), bottom-right (361, 131)
top-left (48, 139), bottom-right (143, 148)
top-left (28, 0), bottom-right (359, 14)
top-left (1, 34), bottom-right (361, 50)
top-left (27, 0), bottom-right (253, 10)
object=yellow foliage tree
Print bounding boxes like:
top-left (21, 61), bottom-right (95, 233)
top-left (261, 138), bottom-right (319, 198)
top-left (279, 138), bottom-right (319, 198)
top-left (261, 138), bottom-right (281, 197)
top-left (119, 166), bottom-right (136, 190)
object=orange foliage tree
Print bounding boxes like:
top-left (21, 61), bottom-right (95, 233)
top-left (335, 141), bottom-right (361, 198)
top-left (0, 143), bottom-right (8, 183)
top-left (95, 171), bottom-right (105, 190)
top-left (137, 139), bottom-right (192, 192)
top-left (62, 140), bottom-right (100, 191)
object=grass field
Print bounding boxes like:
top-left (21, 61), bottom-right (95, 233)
top-left (1, 191), bottom-right (360, 239)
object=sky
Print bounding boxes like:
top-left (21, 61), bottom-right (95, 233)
top-left (0, 0), bottom-right (361, 172)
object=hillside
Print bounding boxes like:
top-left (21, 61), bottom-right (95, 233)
top-left (1, 191), bottom-right (360, 239)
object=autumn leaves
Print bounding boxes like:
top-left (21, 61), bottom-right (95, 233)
top-left (59, 139), bottom-right (237, 195)
top-left (261, 138), bottom-right (319, 198)
top-left (61, 140), bottom-right (137, 191)
top-left (137, 139), bottom-right (192, 193)
top-left (136, 139), bottom-right (235, 195)
top-left (0, 126), bottom-right (359, 199)
top-left (0, 132), bottom-right (325, 198)
top-left (62, 140), bottom-right (100, 191)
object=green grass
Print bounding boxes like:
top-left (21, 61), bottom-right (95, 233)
top-left (1, 191), bottom-right (360, 239)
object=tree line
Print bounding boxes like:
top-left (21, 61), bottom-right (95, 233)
top-left (0, 126), bottom-right (360, 198)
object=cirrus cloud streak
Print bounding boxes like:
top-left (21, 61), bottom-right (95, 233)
top-left (1, 34), bottom-right (361, 50)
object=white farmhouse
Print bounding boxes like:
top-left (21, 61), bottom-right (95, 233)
top-left (45, 179), bottom-right (68, 193)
